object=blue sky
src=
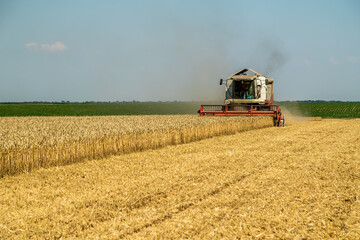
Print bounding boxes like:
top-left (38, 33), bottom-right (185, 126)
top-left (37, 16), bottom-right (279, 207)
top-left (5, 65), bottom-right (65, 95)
top-left (0, 0), bottom-right (359, 102)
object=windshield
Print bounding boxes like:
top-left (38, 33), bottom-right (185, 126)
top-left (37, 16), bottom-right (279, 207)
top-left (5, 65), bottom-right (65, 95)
top-left (233, 81), bottom-right (255, 99)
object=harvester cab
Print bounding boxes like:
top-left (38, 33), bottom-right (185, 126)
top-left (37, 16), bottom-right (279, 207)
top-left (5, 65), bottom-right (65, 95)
top-left (222, 68), bottom-right (274, 105)
top-left (199, 68), bottom-right (285, 127)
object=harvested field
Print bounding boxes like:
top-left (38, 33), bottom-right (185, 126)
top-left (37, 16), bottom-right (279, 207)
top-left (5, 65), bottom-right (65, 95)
top-left (0, 115), bottom-right (272, 177)
top-left (1, 119), bottom-right (359, 239)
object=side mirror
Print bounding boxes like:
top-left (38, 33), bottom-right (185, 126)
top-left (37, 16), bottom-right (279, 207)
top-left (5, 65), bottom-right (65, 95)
top-left (220, 79), bottom-right (223, 85)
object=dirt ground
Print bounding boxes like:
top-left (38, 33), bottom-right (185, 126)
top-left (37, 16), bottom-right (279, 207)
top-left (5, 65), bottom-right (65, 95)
top-left (0, 119), bottom-right (359, 239)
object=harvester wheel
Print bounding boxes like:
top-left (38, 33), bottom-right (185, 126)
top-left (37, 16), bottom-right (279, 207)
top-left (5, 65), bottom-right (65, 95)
top-left (273, 118), bottom-right (279, 127)
top-left (280, 115), bottom-right (285, 127)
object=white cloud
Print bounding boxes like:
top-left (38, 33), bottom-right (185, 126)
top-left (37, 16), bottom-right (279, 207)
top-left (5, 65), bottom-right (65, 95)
top-left (25, 42), bottom-right (38, 49)
top-left (25, 41), bottom-right (67, 51)
top-left (328, 57), bottom-right (340, 65)
top-left (348, 56), bottom-right (360, 63)
top-left (40, 41), bottom-right (67, 51)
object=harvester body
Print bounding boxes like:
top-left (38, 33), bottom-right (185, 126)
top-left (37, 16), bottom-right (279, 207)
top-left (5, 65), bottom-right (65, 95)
top-left (199, 68), bottom-right (285, 126)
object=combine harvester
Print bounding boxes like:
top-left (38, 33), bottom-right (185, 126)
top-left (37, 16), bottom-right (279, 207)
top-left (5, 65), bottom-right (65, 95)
top-left (199, 68), bottom-right (285, 127)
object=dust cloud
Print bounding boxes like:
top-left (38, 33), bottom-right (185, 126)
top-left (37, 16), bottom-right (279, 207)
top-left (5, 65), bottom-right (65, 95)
top-left (155, 16), bottom-right (234, 104)
top-left (264, 50), bottom-right (286, 76)
top-left (244, 40), bottom-right (288, 77)
top-left (280, 105), bottom-right (307, 125)
top-left (279, 103), bottom-right (323, 125)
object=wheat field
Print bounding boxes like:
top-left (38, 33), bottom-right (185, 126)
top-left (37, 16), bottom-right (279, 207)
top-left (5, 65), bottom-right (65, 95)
top-left (0, 115), bottom-right (272, 177)
top-left (0, 118), bottom-right (359, 239)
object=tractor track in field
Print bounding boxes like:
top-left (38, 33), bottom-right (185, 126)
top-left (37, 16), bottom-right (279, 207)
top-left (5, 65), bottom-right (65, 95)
top-left (118, 173), bottom-right (253, 238)
top-left (82, 121), bottom-right (329, 238)
top-left (118, 168), bottom-right (272, 238)
top-left (119, 120), bottom-right (353, 238)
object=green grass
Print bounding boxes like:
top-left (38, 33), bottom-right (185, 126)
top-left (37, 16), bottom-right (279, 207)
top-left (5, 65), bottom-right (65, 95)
top-left (1, 101), bottom-right (359, 118)
top-left (278, 102), bottom-right (360, 118)
top-left (0, 102), bottom-right (201, 117)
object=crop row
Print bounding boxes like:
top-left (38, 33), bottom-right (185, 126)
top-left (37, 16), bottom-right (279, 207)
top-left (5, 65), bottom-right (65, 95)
top-left (279, 102), bottom-right (360, 118)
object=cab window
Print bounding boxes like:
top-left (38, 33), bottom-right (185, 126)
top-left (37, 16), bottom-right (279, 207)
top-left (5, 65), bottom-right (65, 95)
top-left (233, 81), bottom-right (254, 99)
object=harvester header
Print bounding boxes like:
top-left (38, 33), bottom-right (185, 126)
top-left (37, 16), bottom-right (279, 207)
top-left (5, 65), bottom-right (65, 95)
top-left (199, 68), bottom-right (285, 127)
